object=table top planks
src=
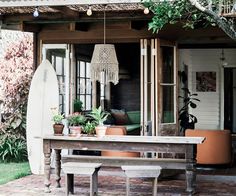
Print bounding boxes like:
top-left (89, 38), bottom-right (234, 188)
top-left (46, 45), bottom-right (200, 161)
top-left (43, 135), bottom-right (205, 144)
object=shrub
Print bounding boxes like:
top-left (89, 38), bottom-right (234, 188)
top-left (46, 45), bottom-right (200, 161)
top-left (0, 134), bottom-right (27, 162)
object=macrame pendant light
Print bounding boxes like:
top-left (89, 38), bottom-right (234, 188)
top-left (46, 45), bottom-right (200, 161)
top-left (90, 7), bottom-right (119, 85)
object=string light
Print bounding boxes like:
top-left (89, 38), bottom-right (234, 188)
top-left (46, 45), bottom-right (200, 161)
top-left (33, 7), bottom-right (39, 17)
top-left (144, 7), bottom-right (149, 15)
top-left (86, 6), bottom-right (92, 16)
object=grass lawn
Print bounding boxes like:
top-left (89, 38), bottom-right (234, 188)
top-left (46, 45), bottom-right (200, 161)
top-left (0, 162), bottom-right (31, 185)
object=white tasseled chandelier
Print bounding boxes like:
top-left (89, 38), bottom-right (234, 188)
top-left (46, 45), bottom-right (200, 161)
top-left (90, 7), bottom-right (119, 85)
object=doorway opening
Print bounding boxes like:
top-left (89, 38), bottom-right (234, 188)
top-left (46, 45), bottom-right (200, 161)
top-left (224, 68), bottom-right (236, 133)
top-left (75, 43), bottom-right (140, 111)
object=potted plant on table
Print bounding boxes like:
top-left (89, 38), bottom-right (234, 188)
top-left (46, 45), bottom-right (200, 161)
top-left (88, 106), bottom-right (109, 137)
top-left (178, 88), bottom-right (200, 134)
top-left (83, 121), bottom-right (96, 136)
top-left (51, 108), bottom-right (64, 135)
top-left (67, 113), bottom-right (86, 136)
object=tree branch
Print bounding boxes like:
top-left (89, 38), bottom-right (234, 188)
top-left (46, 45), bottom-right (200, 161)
top-left (188, 0), bottom-right (236, 40)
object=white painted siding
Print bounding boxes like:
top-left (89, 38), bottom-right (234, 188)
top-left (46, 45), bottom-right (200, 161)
top-left (179, 49), bottom-right (236, 130)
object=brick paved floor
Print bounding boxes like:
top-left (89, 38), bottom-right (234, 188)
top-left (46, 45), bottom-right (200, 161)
top-left (0, 167), bottom-right (236, 196)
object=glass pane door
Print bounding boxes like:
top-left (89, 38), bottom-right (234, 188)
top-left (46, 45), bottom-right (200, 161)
top-left (42, 44), bottom-right (70, 116)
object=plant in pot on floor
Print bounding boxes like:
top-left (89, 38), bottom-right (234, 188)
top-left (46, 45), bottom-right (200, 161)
top-left (67, 113), bottom-right (86, 136)
top-left (52, 110), bottom-right (64, 135)
top-left (88, 106), bottom-right (109, 137)
top-left (178, 88), bottom-right (200, 134)
top-left (73, 99), bottom-right (83, 113)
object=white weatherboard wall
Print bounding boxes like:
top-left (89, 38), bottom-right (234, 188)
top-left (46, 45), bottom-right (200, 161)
top-left (179, 49), bottom-right (236, 130)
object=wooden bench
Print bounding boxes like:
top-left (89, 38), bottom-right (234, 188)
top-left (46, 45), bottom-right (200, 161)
top-left (62, 162), bottom-right (102, 196)
top-left (121, 165), bottom-right (162, 196)
top-left (62, 155), bottom-right (186, 169)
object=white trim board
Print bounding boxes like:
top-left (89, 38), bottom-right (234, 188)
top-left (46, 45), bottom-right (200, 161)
top-left (0, 0), bottom-right (142, 7)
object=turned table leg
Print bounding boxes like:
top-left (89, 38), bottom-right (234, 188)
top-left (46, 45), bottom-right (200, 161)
top-left (44, 139), bottom-right (52, 193)
top-left (55, 149), bottom-right (62, 188)
top-left (185, 144), bottom-right (197, 194)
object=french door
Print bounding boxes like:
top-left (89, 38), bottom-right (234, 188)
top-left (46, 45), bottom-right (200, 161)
top-left (140, 39), bottom-right (178, 136)
top-left (42, 44), bottom-right (74, 117)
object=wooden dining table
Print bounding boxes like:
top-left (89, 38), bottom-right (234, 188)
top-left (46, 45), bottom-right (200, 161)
top-left (43, 135), bottom-right (205, 194)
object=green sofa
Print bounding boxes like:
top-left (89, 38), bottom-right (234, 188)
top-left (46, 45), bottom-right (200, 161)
top-left (123, 111), bottom-right (141, 135)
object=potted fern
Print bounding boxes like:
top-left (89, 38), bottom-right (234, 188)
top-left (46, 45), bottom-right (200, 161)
top-left (88, 106), bottom-right (109, 137)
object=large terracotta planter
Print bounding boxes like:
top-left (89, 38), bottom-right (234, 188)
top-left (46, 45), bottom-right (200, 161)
top-left (101, 126), bottom-right (140, 157)
top-left (186, 129), bottom-right (231, 164)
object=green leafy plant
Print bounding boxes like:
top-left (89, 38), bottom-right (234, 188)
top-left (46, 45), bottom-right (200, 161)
top-left (88, 106), bottom-right (109, 126)
top-left (178, 88), bottom-right (200, 133)
top-left (0, 134), bottom-right (28, 163)
top-left (143, 0), bottom-right (216, 33)
top-left (67, 113), bottom-right (86, 126)
top-left (83, 122), bottom-right (96, 135)
top-left (52, 113), bottom-right (64, 124)
top-left (73, 99), bottom-right (83, 112)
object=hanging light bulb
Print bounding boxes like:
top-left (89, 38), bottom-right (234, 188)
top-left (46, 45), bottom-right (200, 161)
top-left (33, 7), bottom-right (39, 17)
top-left (144, 7), bottom-right (149, 15)
top-left (87, 6), bottom-right (92, 16)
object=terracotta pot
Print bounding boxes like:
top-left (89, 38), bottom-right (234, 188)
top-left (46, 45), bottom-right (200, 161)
top-left (95, 126), bottom-right (107, 138)
top-left (69, 126), bottom-right (82, 136)
top-left (53, 124), bottom-right (64, 135)
top-left (186, 129), bottom-right (231, 164)
top-left (101, 126), bottom-right (140, 157)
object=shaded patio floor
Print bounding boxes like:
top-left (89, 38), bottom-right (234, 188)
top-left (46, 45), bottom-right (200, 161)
top-left (0, 166), bottom-right (236, 196)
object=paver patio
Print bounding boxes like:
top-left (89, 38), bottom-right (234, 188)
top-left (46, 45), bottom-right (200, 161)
top-left (0, 167), bottom-right (236, 196)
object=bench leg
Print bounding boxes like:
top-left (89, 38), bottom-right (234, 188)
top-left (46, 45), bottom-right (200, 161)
top-left (90, 171), bottom-right (98, 196)
top-left (65, 174), bottom-right (74, 195)
top-left (126, 177), bottom-right (130, 196)
top-left (152, 177), bottom-right (157, 196)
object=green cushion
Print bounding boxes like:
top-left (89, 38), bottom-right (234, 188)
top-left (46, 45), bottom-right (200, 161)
top-left (127, 111), bottom-right (140, 124)
top-left (125, 124), bottom-right (141, 132)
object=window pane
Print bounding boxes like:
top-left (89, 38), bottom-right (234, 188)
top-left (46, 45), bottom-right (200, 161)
top-left (80, 61), bottom-right (85, 77)
top-left (56, 57), bottom-right (63, 75)
top-left (86, 79), bottom-right (92, 94)
top-left (162, 86), bottom-right (174, 123)
top-left (86, 95), bottom-right (91, 110)
top-left (86, 63), bottom-right (91, 78)
top-left (79, 79), bottom-right (86, 94)
top-left (80, 96), bottom-right (85, 109)
top-left (161, 46), bottom-right (174, 83)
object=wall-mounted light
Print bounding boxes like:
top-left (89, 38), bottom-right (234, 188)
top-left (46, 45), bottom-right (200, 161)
top-left (220, 49), bottom-right (228, 66)
top-left (87, 6), bottom-right (92, 16)
top-left (144, 7), bottom-right (149, 15)
top-left (33, 7), bottom-right (39, 17)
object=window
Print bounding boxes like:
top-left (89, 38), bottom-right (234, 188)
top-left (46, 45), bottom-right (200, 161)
top-left (160, 46), bottom-right (176, 123)
top-left (76, 60), bottom-right (92, 111)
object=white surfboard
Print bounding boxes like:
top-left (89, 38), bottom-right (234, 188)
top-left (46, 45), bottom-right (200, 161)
top-left (26, 59), bottom-right (59, 175)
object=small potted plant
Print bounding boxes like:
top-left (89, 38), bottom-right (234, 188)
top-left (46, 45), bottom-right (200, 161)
top-left (83, 121), bottom-right (96, 136)
top-left (51, 108), bottom-right (64, 135)
top-left (178, 88), bottom-right (200, 133)
top-left (88, 106), bottom-right (109, 137)
top-left (67, 112), bottom-right (86, 136)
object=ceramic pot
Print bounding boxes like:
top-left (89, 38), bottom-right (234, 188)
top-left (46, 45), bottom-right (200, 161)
top-left (186, 129), bottom-right (231, 164)
top-left (53, 124), bottom-right (64, 135)
top-left (69, 126), bottom-right (82, 136)
top-left (95, 126), bottom-right (107, 138)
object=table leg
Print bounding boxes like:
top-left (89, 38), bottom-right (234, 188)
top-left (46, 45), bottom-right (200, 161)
top-left (55, 149), bottom-right (62, 188)
top-left (44, 150), bottom-right (52, 193)
top-left (185, 145), bottom-right (197, 194)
